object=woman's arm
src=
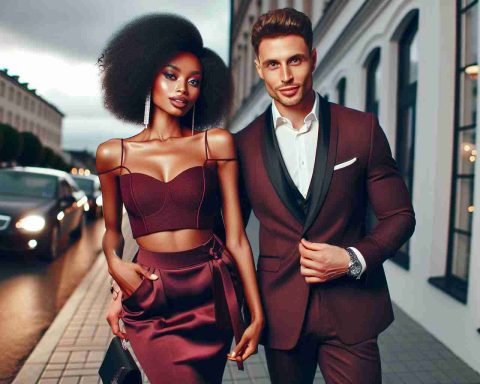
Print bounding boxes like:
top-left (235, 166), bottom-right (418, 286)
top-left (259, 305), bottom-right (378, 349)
top-left (207, 128), bottom-right (264, 360)
top-left (96, 140), bottom-right (156, 297)
top-left (96, 140), bottom-right (125, 265)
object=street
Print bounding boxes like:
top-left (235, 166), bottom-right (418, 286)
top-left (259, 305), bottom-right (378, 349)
top-left (0, 218), bottom-right (104, 383)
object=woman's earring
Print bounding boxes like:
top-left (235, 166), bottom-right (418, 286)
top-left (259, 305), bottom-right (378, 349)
top-left (191, 103), bottom-right (196, 136)
top-left (143, 92), bottom-right (151, 129)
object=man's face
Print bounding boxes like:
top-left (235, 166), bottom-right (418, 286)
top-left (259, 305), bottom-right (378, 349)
top-left (255, 35), bottom-right (316, 107)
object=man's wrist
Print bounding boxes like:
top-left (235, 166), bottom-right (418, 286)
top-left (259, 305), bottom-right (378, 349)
top-left (345, 247), bottom-right (363, 278)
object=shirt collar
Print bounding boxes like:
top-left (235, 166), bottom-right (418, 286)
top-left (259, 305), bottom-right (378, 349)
top-left (271, 92), bottom-right (319, 130)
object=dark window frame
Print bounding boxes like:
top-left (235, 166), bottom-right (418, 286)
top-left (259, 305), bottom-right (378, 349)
top-left (389, 12), bottom-right (419, 270)
top-left (363, 48), bottom-right (382, 239)
top-left (336, 77), bottom-right (347, 106)
top-left (428, 0), bottom-right (478, 304)
top-left (365, 48), bottom-right (381, 115)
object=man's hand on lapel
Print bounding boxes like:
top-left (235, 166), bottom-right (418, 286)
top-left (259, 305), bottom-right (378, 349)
top-left (299, 238), bottom-right (350, 283)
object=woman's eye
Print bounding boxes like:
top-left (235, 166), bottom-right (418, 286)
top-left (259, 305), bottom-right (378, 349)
top-left (164, 72), bottom-right (176, 80)
top-left (188, 78), bottom-right (200, 87)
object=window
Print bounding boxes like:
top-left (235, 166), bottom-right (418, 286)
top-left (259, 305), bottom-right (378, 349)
top-left (365, 48), bottom-right (381, 115)
top-left (0, 107), bottom-right (3, 123)
top-left (8, 87), bottom-right (14, 101)
top-left (429, 0), bottom-right (478, 303)
top-left (16, 91), bottom-right (21, 106)
top-left (7, 111), bottom-right (12, 125)
top-left (364, 48), bottom-right (381, 234)
top-left (391, 12), bottom-right (419, 270)
top-left (336, 77), bottom-right (347, 106)
top-left (0, 81), bottom-right (4, 97)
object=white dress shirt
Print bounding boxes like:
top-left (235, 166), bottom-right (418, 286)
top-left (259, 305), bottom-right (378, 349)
top-left (271, 94), bottom-right (367, 277)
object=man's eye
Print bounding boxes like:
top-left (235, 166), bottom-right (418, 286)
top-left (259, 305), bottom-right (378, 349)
top-left (290, 58), bottom-right (300, 64)
top-left (268, 62), bottom-right (278, 68)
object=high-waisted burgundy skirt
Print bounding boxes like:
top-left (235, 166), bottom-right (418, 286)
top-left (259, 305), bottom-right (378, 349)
top-left (121, 235), bottom-right (245, 384)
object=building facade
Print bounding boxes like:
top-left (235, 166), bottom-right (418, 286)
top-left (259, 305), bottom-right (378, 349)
top-left (0, 69), bottom-right (64, 153)
top-left (230, 0), bottom-right (480, 374)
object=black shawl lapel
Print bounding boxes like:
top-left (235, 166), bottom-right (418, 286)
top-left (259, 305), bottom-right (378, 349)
top-left (303, 95), bottom-right (338, 235)
top-left (261, 106), bottom-right (305, 224)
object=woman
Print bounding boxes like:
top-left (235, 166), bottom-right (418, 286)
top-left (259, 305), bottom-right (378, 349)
top-left (96, 14), bottom-right (264, 384)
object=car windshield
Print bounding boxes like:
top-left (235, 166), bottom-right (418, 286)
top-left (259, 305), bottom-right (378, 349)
top-left (0, 170), bottom-right (57, 199)
top-left (73, 177), bottom-right (94, 194)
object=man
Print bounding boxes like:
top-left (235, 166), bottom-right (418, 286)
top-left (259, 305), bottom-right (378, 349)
top-left (234, 8), bottom-right (415, 383)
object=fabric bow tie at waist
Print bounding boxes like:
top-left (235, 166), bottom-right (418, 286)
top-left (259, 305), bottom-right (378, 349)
top-left (208, 236), bottom-right (246, 371)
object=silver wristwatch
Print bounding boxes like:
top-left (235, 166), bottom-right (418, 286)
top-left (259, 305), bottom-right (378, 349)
top-left (346, 248), bottom-right (362, 278)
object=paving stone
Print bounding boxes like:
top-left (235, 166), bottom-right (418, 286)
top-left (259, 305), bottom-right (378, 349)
top-left (41, 369), bottom-right (63, 379)
top-left (79, 377), bottom-right (99, 384)
top-left (397, 372), bottom-right (424, 384)
top-left (62, 369), bottom-right (98, 376)
top-left (59, 377), bottom-right (79, 384)
top-left (49, 351), bottom-right (70, 364)
top-left (69, 351), bottom-right (87, 363)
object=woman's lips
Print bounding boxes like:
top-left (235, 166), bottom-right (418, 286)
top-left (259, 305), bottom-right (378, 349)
top-left (278, 86), bottom-right (299, 97)
top-left (169, 97), bottom-right (188, 109)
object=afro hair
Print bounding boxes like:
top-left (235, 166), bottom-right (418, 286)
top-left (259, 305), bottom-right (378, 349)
top-left (99, 13), bottom-right (232, 130)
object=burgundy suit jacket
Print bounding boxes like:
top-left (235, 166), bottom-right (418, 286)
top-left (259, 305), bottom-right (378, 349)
top-left (234, 95), bottom-right (415, 350)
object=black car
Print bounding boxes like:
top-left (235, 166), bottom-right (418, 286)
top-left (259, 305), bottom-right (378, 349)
top-left (0, 166), bottom-right (87, 260)
top-left (72, 174), bottom-right (102, 219)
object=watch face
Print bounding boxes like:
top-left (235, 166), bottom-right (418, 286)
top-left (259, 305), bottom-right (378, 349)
top-left (351, 263), bottom-right (362, 275)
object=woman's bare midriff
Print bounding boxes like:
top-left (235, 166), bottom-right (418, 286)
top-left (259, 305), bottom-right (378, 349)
top-left (135, 228), bottom-right (214, 252)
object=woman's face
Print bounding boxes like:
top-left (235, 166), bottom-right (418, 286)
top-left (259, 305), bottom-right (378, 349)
top-left (152, 51), bottom-right (202, 118)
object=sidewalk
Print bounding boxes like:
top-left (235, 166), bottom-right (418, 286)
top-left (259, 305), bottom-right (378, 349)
top-left (14, 254), bottom-right (480, 384)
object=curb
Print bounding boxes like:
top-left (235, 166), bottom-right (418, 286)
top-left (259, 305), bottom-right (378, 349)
top-left (13, 254), bottom-right (106, 383)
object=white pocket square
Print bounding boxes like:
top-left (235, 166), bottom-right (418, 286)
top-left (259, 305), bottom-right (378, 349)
top-left (333, 157), bottom-right (357, 171)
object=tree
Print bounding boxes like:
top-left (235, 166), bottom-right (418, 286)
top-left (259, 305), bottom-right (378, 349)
top-left (40, 146), bottom-right (55, 167)
top-left (18, 132), bottom-right (44, 166)
top-left (0, 124), bottom-right (23, 163)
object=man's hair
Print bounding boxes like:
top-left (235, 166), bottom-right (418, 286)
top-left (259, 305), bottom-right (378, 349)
top-left (251, 8), bottom-right (313, 56)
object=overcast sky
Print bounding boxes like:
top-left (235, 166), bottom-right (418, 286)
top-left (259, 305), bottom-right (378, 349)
top-left (0, 0), bottom-right (230, 153)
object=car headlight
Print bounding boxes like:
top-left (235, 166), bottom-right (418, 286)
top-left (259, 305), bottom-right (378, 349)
top-left (15, 215), bottom-right (46, 232)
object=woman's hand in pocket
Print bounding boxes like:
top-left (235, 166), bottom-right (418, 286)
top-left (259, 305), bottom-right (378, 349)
top-left (108, 258), bottom-right (158, 298)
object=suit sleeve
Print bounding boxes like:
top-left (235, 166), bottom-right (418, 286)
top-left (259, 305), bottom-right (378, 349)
top-left (352, 114), bottom-right (416, 273)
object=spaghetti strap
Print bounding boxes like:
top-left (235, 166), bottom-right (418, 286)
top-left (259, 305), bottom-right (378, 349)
top-left (204, 130), bottom-right (209, 161)
top-left (96, 138), bottom-right (132, 176)
top-left (120, 138), bottom-right (125, 167)
top-left (203, 129), bottom-right (237, 162)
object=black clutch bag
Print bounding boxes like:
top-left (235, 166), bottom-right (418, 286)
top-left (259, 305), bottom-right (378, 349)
top-left (99, 336), bottom-right (142, 384)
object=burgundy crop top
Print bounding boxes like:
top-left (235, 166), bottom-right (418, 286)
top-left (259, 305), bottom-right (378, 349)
top-left (98, 130), bottom-right (235, 238)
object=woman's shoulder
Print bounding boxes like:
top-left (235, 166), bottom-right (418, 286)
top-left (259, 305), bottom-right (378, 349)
top-left (206, 127), bottom-right (233, 146)
top-left (96, 138), bottom-right (123, 174)
top-left (205, 128), bottom-right (236, 160)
